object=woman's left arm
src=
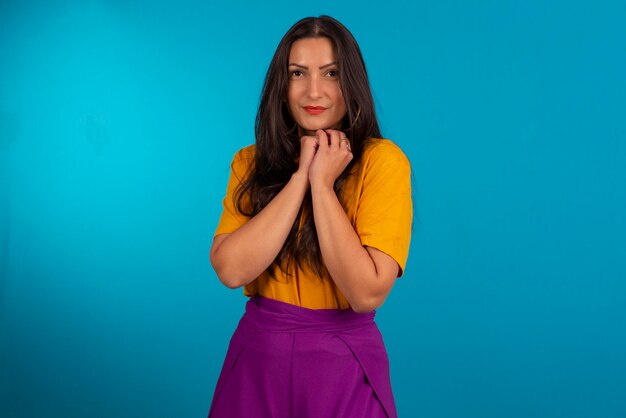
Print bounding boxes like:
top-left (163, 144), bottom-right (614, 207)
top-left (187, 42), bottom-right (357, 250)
top-left (309, 130), bottom-right (400, 313)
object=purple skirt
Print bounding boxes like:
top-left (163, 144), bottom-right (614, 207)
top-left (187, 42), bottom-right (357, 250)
top-left (208, 296), bottom-right (398, 418)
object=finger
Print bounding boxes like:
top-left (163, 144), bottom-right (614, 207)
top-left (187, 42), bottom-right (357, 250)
top-left (300, 135), bottom-right (317, 149)
top-left (325, 129), bottom-right (341, 150)
top-left (330, 129), bottom-right (349, 151)
top-left (302, 135), bottom-right (319, 145)
top-left (338, 132), bottom-right (352, 153)
top-left (316, 129), bottom-right (329, 149)
top-left (331, 131), bottom-right (349, 151)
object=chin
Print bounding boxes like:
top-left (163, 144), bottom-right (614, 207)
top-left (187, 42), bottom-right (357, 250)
top-left (299, 120), bottom-right (341, 133)
top-left (303, 124), bottom-right (326, 131)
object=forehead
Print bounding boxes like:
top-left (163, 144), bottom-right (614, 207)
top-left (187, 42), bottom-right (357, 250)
top-left (288, 37), bottom-right (336, 64)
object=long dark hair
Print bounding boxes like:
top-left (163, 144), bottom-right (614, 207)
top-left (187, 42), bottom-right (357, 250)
top-left (235, 15), bottom-right (382, 280)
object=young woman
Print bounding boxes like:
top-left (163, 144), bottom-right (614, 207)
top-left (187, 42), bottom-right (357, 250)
top-left (208, 15), bottom-right (412, 418)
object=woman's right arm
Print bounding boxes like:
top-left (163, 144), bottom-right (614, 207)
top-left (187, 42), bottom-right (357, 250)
top-left (210, 136), bottom-right (318, 288)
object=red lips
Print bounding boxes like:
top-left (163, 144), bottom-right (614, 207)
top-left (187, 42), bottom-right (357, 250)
top-left (303, 106), bottom-right (326, 115)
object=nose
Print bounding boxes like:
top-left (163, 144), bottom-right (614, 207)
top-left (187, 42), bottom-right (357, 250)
top-left (307, 74), bottom-right (322, 100)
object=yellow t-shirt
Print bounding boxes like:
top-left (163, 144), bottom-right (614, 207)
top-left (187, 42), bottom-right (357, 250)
top-left (214, 138), bottom-right (412, 309)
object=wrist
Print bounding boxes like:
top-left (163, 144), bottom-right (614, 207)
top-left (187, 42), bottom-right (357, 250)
top-left (310, 180), bottom-right (335, 194)
top-left (291, 170), bottom-right (310, 186)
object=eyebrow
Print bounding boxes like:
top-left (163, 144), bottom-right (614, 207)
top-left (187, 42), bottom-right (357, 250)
top-left (288, 61), bottom-right (337, 70)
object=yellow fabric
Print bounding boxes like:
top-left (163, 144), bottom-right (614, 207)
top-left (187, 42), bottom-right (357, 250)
top-left (214, 138), bottom-right (412, 309)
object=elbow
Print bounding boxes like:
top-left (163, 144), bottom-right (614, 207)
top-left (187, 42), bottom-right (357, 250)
top-left (350, 295), bottom-right (385, 314)
top-left (218, 274), bottom-right (244, 289)
top-left (210, 252), bottom-right (246, 289)
top-left (351, 304), bottom-right (375, 314)
top-left (211, 261), bottom-right (247, 289)
top-left (212, 265), bottom-right (248, 289)
top-left (350, 285), bottom-right (391, 313)
top-left (209, 234), bottom-right (263, 289)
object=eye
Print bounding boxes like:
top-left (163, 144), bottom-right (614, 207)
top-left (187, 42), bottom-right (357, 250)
top-left (290, 70), bottom-right (303, 78)
top-left (326, 69), bottom-right (338, 78)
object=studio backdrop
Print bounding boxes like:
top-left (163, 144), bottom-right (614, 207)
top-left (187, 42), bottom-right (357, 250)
top-left (1, 1), bottom-right (625, 417)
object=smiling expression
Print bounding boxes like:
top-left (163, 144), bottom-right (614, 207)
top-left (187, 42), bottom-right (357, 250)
top-left (287, 37), bottom-right (347, 136)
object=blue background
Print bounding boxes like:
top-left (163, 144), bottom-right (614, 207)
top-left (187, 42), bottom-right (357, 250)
top-left (1, 1), bottom-right (625, 417)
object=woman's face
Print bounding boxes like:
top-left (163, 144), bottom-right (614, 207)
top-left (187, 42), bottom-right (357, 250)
top-left (287, 37), bottom-right (347, 136)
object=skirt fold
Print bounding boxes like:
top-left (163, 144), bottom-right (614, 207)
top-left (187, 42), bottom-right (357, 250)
top-left (208, 296), bottom-right (397, 418)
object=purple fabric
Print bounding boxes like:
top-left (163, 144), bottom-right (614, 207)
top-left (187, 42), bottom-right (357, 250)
top-left (208, 296), bottom-right (398, 418)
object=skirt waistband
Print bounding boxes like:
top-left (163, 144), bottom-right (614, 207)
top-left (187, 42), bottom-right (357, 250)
top-left (242, 296), bottom-right (376, 333)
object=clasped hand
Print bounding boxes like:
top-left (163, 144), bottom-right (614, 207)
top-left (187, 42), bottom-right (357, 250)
top-left (298, 129), bottom-right (353, 189)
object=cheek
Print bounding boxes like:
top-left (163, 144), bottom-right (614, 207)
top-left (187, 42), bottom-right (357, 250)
top-left (333, 88), bottom-right (346, 109)
top-left (336, 94), bottom-right (347, 115)
top-left (286, 89), bottom-right (298, 113)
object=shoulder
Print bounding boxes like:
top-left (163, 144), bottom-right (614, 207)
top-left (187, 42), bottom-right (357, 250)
top-left (232, 144), bottom-right (256, 163)
top-left (230, 144), bottom-right (256, 180)
top-left (360, 138), bottom-right (411, 168)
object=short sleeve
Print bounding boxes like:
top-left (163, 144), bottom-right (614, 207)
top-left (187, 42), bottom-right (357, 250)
top-left (355, 141), bottom-right (412, 277)
top-left (214, 146), bottom-right (255, 236)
